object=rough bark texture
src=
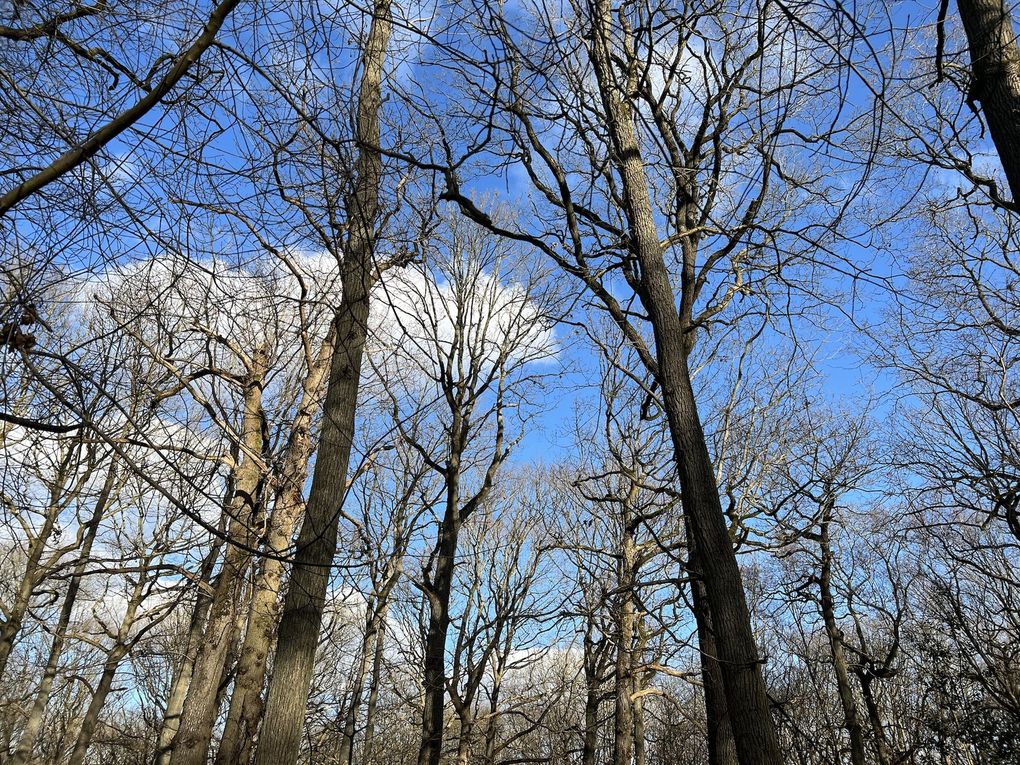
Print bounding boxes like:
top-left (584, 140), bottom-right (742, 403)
top-left (170, 348), bottom-right (269, 765)
top-left (253, 4), bottom-right (391, 762)
top-left (586, 2), bottom-right (781, 761)
top-left (686, 525), bottom-right (739, 765)
top-left (216, 329), bottom-right (336, 765)
top-left (957, 0), bottom-right (1020, 204)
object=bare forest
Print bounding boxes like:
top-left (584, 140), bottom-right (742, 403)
top-left (1, 0), bottom-right (1019, 763)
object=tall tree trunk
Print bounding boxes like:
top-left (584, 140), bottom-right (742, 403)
top-left (686, 523), bottom-right (738, 765)
top-left (253, 4), bottom-right (391, 762)
top-left (417, 467), bottom-right (464, 765)
top-left (581, 626), bottom-right (603, 765)
top-left (613, 538), bottom-right (637, 765)
top-left (11, 458), bottom-right (119, 765)
top-left (362, 605), bottom-right (388, 765)
top-left (216, 328), bottom-right (336, 765)
top-left (957, 0), bottom-right (1020, 204)
top-left (170, 349), bottom-right (269, 765)
top-left (817, 513), bottom-right (868, 765)
top-left (856, 672), bottom-right (893, 765)
top-left (585, 3), bottom-right (781, 761)
top-left (156, 545), bottom-right (221, 765)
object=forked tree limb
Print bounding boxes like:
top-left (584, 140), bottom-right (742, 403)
top-left (0, 0), bottom-right (242, 217)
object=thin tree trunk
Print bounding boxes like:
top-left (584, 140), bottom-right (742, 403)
top-left (338, 565), bottom-right (401, 765)
top-left (0, 448), bottom-right (74, 680)
top-left (362, 606), bottom-right (388, 765)
top-left (586, 3), bottom-right (781, 761)
top-left (336, 602), bottom-right (382, 765)
top-left (170, 349), bottom-right (269, 765)
top-left (10, 457), bottom-right (119, 764)
top-left (67, 562), bottom-right (150, 765)
top-left (613, 538), bottom-right (636, 765)
top-left (633, 693), bottom-right (646, 765)
top-left (817, 513), bottom-right (868, 765)
top-left (216, 328), bottom-right (336, 765)
top-left (582, 627), bottom-right (602, 765)
top-left (957, 0), bottom-right (1020, 204)
top-left (417, 468), bottom-right (464, 765)
top-left (857, 672), bottom-right (893, 765)
top-left (482, 672), bottom-right (501, 765)
top-left (253, 4), bottom-right (391, 762)
top-left (156, 545), bottom-right (221, 765)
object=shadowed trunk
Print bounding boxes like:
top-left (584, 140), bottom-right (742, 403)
top-left (957, 0), bottom-right (1020, 204)
top-left (417, 466), bottom-right (464, 765)
top-left (253, 4), bottom-right (391, 762)
top-left (816, 507), bottom-right (868, 765)
top-left (686, 522), bottom-right (738, 765)
top-left (586, 2), bottom-right (781, 761)
top-left (581, 619), bottom-right (606, 765)
top-left (857, 671), bottom-right (893, 765)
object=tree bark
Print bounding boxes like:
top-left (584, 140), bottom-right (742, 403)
top-left (582, 667), bottom-right (601, 765)
top-left (253, 4), bottom-right (391, 762)
top-left (633, 691), bottom-right (646, 765)
top-left (216, 328), bottom-right (336, 765)
top-left (155, 546), bottom-right (220, 765)
top-left (170, 348), bottom-right (269, 765)
top-left (816, 512), bottom-right (868, 765)
top-left (686, 524), bottom-right (739, 765)
top-left (957, 0), bottom-right (1020, 205)
top-left (11, 458), bottom-right (119, 764)
top-left (585, 3), bottom-right (781, 761)
top-left (417, 466), bottom-right (464, 765)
